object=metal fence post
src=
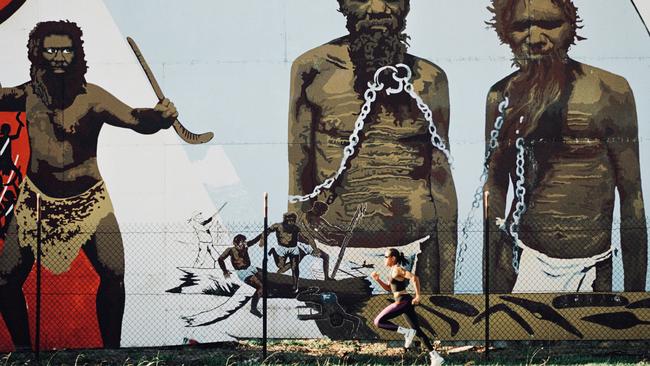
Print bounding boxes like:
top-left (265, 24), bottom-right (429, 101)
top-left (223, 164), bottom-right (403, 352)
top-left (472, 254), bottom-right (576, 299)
top-left (483, 191), bottom-right (490, 362)
top-left (35, 193), bottom-right (41, 364)
top-left (262, 193), bottom-right (268, 362)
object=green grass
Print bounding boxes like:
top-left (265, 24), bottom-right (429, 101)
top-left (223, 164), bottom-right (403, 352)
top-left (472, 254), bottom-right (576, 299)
top-left (1, 340), bottom-right (648, 366)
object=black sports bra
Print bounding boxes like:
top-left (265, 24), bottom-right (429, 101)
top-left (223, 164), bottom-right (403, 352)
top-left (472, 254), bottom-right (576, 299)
top-left (390, 277), bottom-right (408, 292)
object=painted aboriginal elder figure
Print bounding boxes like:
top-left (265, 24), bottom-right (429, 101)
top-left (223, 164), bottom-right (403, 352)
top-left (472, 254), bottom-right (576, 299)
top-left (288, 0), bottom-right (457, 293)
top-left (484, 0), bottom-right (647, 293)
top-left (0, 21), bottom-right (178, 349)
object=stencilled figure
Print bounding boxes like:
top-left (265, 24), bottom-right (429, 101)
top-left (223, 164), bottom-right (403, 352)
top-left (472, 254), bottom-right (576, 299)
top-left (189, 211), bottom-right (224, 268)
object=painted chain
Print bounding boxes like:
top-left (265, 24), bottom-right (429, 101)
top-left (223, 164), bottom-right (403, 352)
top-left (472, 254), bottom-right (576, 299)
top-left (288, 63), bottom-right (451, 203)
top-left (509, 135), bottom-right (528, 273)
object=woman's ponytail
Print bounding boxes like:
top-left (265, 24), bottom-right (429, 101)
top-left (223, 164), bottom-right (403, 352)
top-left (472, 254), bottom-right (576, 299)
top-left (388, 248), bottom-right (408, 266)
top-left (397, 251), bottom-right (407, 266)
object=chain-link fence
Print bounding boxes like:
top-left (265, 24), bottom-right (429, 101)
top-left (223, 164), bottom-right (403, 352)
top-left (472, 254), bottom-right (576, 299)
top-left (1, 217), bottom-right (649, 354)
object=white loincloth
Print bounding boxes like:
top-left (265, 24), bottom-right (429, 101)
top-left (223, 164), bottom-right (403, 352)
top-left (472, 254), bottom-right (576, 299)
top-left (275, 245), bottom-right (300, 257)
top-left (235, 265), bottom-right (258, 282)
top-left (512, 240), bottom-right (612, 293)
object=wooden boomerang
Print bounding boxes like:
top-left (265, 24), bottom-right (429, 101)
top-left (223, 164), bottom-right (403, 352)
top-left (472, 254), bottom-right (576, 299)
top-left (127, 37), bottom-right (213, 144)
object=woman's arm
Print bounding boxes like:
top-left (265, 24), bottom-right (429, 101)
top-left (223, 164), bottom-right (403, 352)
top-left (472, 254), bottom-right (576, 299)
top-left (370, 271), bottom-right (392, 292)
top-left (402, 268), bottom-right (421, 305)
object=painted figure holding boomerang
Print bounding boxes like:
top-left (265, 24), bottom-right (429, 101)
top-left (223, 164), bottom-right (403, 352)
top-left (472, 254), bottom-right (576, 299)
top-left (0, 20), bottom-right (210, 349)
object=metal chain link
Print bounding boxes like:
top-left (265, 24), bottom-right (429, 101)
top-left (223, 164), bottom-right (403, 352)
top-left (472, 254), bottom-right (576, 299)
top-left (455, 96), bottom-right (508, 282)
top-left (289, 63), bottom-right (451, 203)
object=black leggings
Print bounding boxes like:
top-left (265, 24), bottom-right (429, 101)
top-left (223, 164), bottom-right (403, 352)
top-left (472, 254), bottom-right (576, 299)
top-left (373, 295), bottom-right (433, 351)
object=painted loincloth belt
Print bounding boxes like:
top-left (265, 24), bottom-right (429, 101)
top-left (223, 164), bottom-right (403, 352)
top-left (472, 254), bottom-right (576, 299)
top-left (15, 176), bottom-right (114, 274)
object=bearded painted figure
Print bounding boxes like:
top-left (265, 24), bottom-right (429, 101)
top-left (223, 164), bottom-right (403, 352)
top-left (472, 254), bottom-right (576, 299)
top-left (288, 0), bottom-right (458, 294)
top-left (484, 0), bottom-right (646, 293)
top-left (0, 21), bottom-right (178, 349)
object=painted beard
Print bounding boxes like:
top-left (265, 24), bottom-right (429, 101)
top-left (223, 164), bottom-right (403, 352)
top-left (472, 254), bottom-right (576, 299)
top-left (346, 15), bottom-right (419, 124)
top-left (30, 58), bottom-right (87, 109)
top-left (505, 48), bottom-right (574, 138)
top-left (348, 28), bottom-right (409, 97)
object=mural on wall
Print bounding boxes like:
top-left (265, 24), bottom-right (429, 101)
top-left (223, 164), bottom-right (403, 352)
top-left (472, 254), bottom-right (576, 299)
top-left (483, 0), bottom-right (647, 293)
top-left (0, 0), bottom-right (649, 351)
top-left (169, 209), bottom-right (378, 339)
top-left (0, 19), bottom-right (212, 350)
top-left (287, 0), bottom-right (457, 294)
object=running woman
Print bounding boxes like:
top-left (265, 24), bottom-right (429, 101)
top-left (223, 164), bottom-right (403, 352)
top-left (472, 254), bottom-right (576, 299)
top-left (371, 248), bottom-right (444, 366)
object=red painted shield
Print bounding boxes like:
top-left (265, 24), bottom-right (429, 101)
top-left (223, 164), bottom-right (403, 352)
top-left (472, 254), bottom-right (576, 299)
top-left (0, 111), bottom-right (31, 351)
top-left (0, 112), bottom-right (28, 228)
top-left (0, 112), bottom-right (103, 351)
top-left (0, 0), bottom-right (26, 24)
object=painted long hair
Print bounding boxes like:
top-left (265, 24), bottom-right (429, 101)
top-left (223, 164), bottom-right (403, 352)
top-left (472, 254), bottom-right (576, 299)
top-left (27, 20), bottom-right (88, 107)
